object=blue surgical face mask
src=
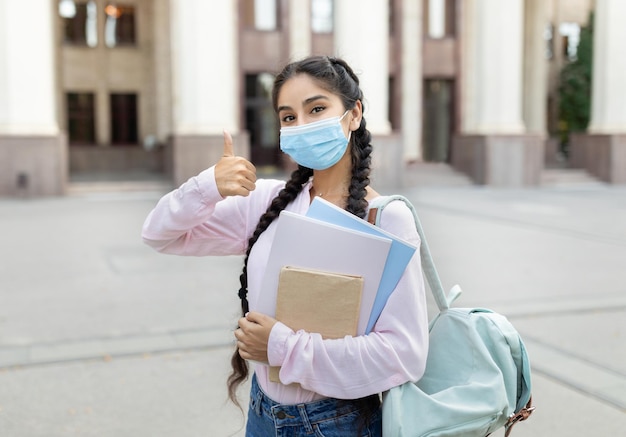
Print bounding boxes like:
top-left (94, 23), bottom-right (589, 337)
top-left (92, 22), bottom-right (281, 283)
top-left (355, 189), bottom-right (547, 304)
top-left (279, 110), bottom-right (351, 170)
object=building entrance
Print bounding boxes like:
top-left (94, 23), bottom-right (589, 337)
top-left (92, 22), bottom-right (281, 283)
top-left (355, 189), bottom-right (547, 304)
top-left (244, 73), bottom-right (281, 169)
top-left (423, 79), bottom-right (454, 162)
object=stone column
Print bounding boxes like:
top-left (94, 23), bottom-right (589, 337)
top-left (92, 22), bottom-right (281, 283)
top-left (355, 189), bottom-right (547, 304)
top-left (334, 0), bottom-right (391, 135)
top-left (169, 0), bottom-right (245, 185)
top-left (153, 0), bottom-right (173, 144)
top-left (524, 0), bottom-right (551, 166)
top-left (523, 0), bottom-right (549, 134)
top-left (401, 0), bottom-right (423, 162)
top-left (288, 0), bottom-right (311, 60)
top-left (571, 0), bottom-right (626, 183)
top-left (335, 0), bottom-right (401, 188)
top-left (588, 0), bottom-right (626, 134)
top-left (453, 0), bottom-right (543, 186)
top-left (0, 0), bottom-right (65, 196)
top-left (470, 0), bottom-right (525, 134)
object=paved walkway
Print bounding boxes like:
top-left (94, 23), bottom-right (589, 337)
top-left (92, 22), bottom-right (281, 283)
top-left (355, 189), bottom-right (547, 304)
top-left (0, 166), bottom-right (625, 436)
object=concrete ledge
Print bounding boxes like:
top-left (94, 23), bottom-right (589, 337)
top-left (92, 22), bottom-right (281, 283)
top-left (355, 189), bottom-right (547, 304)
top-left (69, 145), bottom-right (165, 174)
top-left (451, 133), bottom-right (545, 186)
top-left (570, 133), bottom-right (626, 184)
top-left (544, 137), bottom-right (566, 167)
top-left (0, 133), bottom-right (67, 197)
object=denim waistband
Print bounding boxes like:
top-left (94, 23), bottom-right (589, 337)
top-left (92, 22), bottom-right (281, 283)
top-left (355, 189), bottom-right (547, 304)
top-left (249, 373), bottom-right (380, 428)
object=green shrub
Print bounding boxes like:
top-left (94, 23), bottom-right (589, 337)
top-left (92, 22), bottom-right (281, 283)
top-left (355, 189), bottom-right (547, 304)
top-left (558, 12), bottom-right (593, 155)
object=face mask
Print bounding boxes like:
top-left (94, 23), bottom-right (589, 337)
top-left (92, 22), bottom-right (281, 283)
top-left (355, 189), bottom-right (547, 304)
top-left (279, 111), bottom-right (351, 170)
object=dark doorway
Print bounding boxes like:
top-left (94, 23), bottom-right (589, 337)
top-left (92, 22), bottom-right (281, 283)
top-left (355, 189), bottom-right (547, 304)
top-left (67, 92), bottom-right (96, 144)
top-left (245, 73), bottom-right (280, 167)
top-left (423, 79), bottom-right (453, 162)
top-left (110, 93), bottom-right (138, 145)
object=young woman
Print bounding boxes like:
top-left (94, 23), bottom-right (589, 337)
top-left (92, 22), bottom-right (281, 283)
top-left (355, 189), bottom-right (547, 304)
top-left (142, 56), bottom-right (429, 436)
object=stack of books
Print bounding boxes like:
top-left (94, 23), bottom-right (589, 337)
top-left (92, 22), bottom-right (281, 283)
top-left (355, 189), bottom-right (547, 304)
top-left (257, 197), bottom-right (417, 383)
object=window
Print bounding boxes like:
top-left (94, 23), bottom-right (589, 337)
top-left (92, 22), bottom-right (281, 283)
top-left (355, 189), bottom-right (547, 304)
top-left (425, 0), bottom-right (455, 38)
top-left (559, 23), bottom-right (581, 61)
top-left (242, 0), bottom-right (279, 31)
top-left (311, 0), bottom-right (333, 33)
top-left (67, 92), bottom-right (96, 144)
top-left (110, 93), bottom-right (138, 145)
top-left (61, 1), bottom-right (98, 47)
top-left (544, 23), bottom-right (555, 60)
top-left (105, 4), bottom-right (136, 47)
top-left (388, 76), bottom-right (398, 130)
top-left (423, 80), bottom-right (453, 162)
top-left (245, 74), bottom-right (280, 166)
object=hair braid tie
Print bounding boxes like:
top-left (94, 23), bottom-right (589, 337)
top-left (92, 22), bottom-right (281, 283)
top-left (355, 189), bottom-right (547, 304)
top-left (237, 287), bottom-right (248, 305)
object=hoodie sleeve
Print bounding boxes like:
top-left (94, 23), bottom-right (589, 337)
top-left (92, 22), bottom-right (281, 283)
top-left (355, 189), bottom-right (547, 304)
top-left (141, 166), bottom-right (284, 256)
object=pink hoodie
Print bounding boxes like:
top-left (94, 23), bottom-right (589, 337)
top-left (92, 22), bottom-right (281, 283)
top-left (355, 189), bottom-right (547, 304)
top-left (142, 166), bottom-right (428, 404)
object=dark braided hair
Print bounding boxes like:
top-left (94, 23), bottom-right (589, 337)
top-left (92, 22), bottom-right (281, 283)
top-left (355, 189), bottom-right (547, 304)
top-left (227, 165), bottom-right (313, 404)
top-left (227, 56), bottom-right (374, 406)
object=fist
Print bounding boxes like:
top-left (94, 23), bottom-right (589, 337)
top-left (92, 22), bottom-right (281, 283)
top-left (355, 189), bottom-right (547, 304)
top-left (234, 311), bottom-right (278, 363)
top-left (215, 130), bottom-right (257, 197)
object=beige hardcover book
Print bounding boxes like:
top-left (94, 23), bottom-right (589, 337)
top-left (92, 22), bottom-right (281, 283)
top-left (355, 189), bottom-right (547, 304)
top-left (269, 266), bottom-right (364, 384)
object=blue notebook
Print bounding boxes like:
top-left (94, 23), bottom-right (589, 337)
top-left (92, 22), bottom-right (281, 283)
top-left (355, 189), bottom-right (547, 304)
top-left (306, 197), bottom-right (417, 333)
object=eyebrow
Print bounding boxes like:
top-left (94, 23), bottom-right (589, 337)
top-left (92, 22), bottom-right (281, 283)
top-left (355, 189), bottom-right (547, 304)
top-left (277, 94), bottom-right (330, 113)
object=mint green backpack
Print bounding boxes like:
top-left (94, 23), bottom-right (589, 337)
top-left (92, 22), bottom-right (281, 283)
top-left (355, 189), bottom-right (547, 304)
top-left (370, 196), bottom-right (535, 437)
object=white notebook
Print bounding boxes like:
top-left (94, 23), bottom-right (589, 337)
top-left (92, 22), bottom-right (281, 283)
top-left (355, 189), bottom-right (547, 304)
top-left (256, 210), bottom-right (392, 335)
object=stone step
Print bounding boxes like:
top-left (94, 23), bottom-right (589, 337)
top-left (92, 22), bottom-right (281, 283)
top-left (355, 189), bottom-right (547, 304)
top-left (540, 168), bottom-right (604, 187)
top-left (67, 180), bottom-right (174, 195)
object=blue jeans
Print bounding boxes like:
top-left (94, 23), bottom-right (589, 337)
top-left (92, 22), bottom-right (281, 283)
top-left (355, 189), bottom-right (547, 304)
top-left (246, 374), bottom-right (382, 437)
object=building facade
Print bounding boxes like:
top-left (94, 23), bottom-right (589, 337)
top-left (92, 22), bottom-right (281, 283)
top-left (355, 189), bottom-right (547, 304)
top-left (0, 0), bottom-right (622, 197)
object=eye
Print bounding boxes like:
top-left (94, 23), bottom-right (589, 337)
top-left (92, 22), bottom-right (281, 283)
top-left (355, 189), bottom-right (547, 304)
top-left (311, 106), bottom-right (325, 114)
top-left (281, 114), bottom-right (295, 123)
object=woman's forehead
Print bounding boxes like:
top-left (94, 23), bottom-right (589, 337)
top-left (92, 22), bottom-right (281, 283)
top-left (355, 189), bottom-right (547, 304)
top-left (277, 74), bottom-right (337, 106)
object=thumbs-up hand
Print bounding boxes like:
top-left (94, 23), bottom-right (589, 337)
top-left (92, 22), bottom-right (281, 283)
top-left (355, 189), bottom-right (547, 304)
top-left (215, 130), bottom-right (257, 197)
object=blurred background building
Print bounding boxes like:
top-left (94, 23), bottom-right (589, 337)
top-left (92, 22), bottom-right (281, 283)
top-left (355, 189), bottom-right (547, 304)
top-left (1, 0), bottom-right (623, 197)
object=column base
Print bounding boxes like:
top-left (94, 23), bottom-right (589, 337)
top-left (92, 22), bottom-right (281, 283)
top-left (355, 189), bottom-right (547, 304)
top-left (69, 145), bottom-right (166, 174)
top-left (570, 133), bottom-right (626, 184)
top-left (170, 132), bottom-right (250, 186)
top-left (0, 134), bottom-right (67, 197)
top-left (371, 133), bottom-right (404, 190)
top-left (451, 134), bottom-right (544, 186)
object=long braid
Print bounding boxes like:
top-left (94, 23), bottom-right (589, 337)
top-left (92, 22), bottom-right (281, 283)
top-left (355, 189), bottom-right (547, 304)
top-left (346, 123), bottom-right (373, 219)
top-left (227, 166), bottom-right (313, 405)
top-left (330, 57), bottom-right (372, 219)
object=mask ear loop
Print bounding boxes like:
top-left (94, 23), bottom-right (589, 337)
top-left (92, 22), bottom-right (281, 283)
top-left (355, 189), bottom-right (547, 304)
top-left (344, 105), bottom-right (361, 132)
top-left (340, 109), bottom-right (357, 143)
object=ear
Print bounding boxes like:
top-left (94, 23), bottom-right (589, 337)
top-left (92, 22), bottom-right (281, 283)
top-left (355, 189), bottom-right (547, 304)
top-left (350, 100), bottom-right (363, 131)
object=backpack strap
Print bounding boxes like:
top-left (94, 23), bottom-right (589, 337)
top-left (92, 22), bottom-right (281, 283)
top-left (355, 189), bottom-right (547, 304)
top-left (368, 195), bottom-right (461, 312)
top-left (371, 195), bottom-right (535, 432)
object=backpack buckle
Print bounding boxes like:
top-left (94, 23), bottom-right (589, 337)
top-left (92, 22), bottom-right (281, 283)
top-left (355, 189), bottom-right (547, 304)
top-left (504, 397), bottom-right (535, 436)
